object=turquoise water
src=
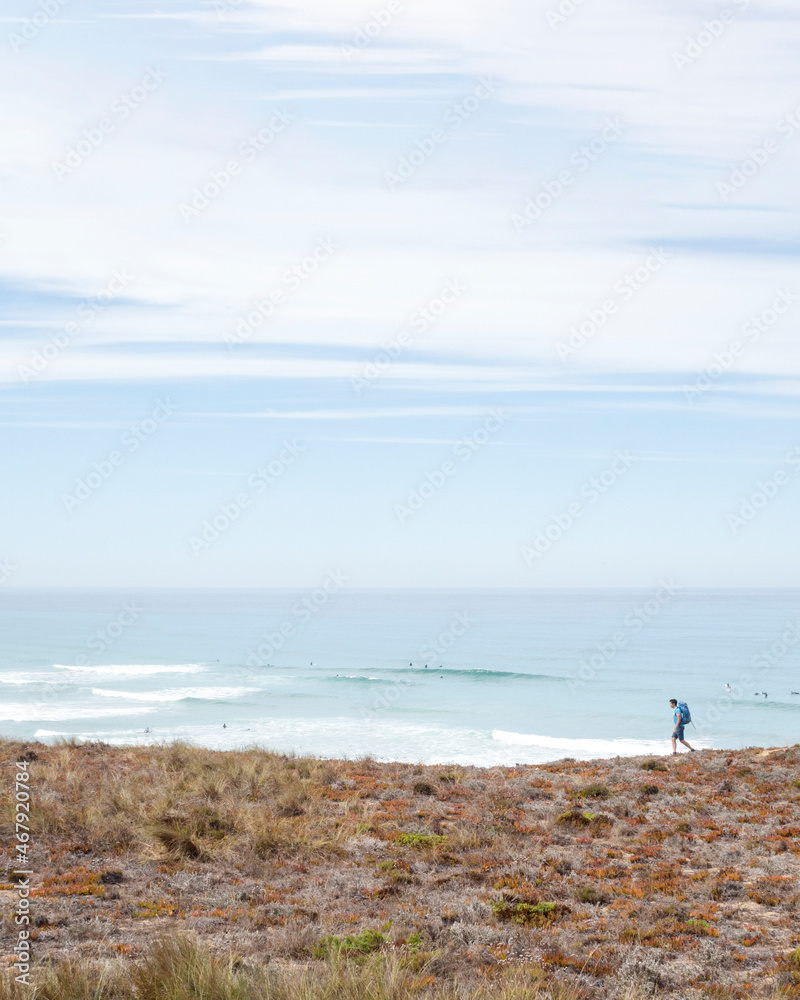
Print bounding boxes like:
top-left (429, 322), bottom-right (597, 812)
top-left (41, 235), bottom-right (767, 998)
top-left (1, 589), bottom-right (798, 764)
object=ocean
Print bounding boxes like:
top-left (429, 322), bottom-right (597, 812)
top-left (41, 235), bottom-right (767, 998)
top-left (1, 588), bottom-right (798, 765)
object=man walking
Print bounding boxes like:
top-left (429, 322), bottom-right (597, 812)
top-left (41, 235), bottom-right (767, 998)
top-left (670, 698), bottom-right (696, 754)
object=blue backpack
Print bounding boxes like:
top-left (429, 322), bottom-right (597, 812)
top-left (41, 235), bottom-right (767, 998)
top-left (677, 701), bottom-right (691, 725)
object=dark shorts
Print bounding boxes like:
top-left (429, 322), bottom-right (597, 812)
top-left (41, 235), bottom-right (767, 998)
top-left (673, 725), bottom-right (685, 741)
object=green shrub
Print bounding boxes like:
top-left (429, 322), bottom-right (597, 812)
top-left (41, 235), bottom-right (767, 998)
top-left (395, 833), bottom-right (447, 848)
top-left (684, 919), bottom-right (716, 937)
top-left (413, 781), bottom-right (436, 796)
top-left (313, 928), bottom-right (386, 959)
top-left (576, 886), bottom-right (609, 905)
top-left (641, 759), bottom-right (668, 772)
top-left (491, 899), bottom-right (563, 925)
top-left (578, 784), bottom-right (611, 799)
top-left (555, 810), bottom-right (592, 828)
top-left (405, 932), bottom-right (424, 953)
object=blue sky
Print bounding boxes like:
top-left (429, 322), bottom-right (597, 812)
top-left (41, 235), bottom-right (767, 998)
top-left (1, 0), bottom-right (799, 587)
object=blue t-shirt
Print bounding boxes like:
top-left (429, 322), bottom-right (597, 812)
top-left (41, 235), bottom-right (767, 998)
top-left (674, 709), bottom-right (681, 728)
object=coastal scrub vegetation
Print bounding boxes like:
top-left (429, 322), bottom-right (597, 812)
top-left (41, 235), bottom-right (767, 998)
top-left (2, 739), bottom-right (800, 998)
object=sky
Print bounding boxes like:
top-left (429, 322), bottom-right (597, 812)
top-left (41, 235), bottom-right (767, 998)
top-left (1, 0), bottom-right (799, 588)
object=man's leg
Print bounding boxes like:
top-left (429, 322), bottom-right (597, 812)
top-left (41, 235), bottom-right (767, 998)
top-left (672, 736), bottom-right (677, 754)
top-left (680, 739), bottom-right (695, 752)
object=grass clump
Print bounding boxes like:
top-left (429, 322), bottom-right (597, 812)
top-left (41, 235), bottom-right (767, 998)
top-left (491, 899), bottom-right (563, 925)
top-left (578, 784), bottom-right (611, 799)
top-left (555, 810), bottom-right (613, 836)
top-left (395, 833), bottom-right (447, 848)
top-left (576, 886), bottom-right (609, 905)
top-left (313, 928), bottom-right (387, 959)
top-left (555, 810), bottom-right (592, 829)
top-left (413, 781), bottom-right (436, 796)
top-left (640, 759), bottom-right (668, 772)
top-left (684, 918), bottom-right (717, 936)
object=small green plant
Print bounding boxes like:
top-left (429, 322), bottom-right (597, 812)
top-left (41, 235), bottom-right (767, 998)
top-left (312, 928), bottom-right (386, 959)
top-left (641, 759), bottom-right (668, 772)
top-left (413, 781), bottom-right (436, 796)
top-left (578, 784), bottom-right (611, 799)
top-left (576, 886), bottom-right (609, 905)
top-left (439, 772), bottom-right (457, 784)
top-left (395, 833), bottom-right (447, 848)
top-left (684, 919), bottom-right (716, 936)
top-left (640, 784), bottom-right (660, 796)
top-left (405, 931), bottom-right (424, 952)
top-left (491, 899), bottom-right (560, 925)
top-left (555, 810), bottom-right (592, 828)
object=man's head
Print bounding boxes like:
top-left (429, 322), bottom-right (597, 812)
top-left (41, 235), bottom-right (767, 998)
top-left (669, 699), bottom-right (677, 707)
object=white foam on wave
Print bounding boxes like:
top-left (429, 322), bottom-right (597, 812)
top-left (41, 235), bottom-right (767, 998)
top-left (91, 686), bottom-right (257, 703)
top-left (1, 704), bottom-right (157, 722)
top-left (54, 663), bottom-right (204, 676)
top-left (26, 719), bottom-right (701, 764)
top-left (0, 672), bottom-right (70, 685)
top-left (492, 730), bottom-right (679, 756)
top-left (33, 727), bottom-right (157, 741)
